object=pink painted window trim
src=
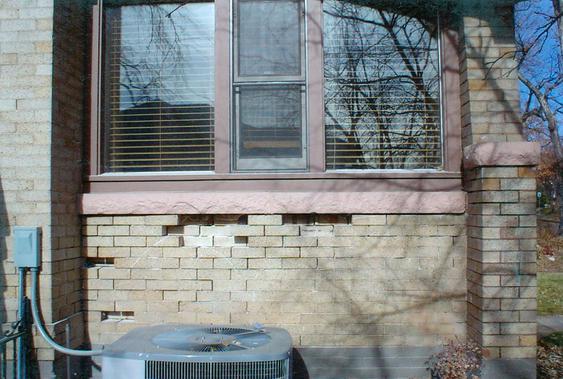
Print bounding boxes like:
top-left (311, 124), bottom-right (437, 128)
top-left (87, 0), bottom-right (463, 193)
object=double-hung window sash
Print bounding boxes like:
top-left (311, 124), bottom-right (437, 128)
top-left (232, 0), bottom-right (308, 172)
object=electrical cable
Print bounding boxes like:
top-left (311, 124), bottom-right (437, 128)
top-left (30, 268), bottom-right (103, 357)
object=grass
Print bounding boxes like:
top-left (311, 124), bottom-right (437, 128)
top-left (542, 331), bottom-right (563, 347)
top-left (538, 272), bottom-right (563, 315)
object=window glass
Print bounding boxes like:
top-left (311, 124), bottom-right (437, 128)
top-left (323, 0), bottom-right (442, 170)
top-left (102, 3), bottom-right (215, 173)
top-left (237, 0), bottom-right (302, 77)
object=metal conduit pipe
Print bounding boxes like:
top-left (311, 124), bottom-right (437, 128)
top-left (29, 268), bottom-right (103, 357)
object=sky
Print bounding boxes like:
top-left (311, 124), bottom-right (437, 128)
top-left (515, 0), bottom-right (563, 140)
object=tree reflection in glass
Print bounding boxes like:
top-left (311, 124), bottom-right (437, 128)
top-left (324, 0), bottom-right (442, 170)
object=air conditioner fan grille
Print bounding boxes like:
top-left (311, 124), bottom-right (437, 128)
top-left (204, 327), bottom-right (250, 335)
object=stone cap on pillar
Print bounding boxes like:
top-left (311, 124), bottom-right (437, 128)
top-left (463, 142), bottom-right (540, 169)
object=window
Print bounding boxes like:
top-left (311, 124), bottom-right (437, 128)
top-left (102, 2), bottom-right (215, 172)
top-left (233, 0), bottom-right (307, 171)
top-left (323, 0), bottom-right (442, 170)
top-left (92, 0), bottom-right (452, 178)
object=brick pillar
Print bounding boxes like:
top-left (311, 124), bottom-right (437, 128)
top-left (464, 142), bottom-right (539, 359)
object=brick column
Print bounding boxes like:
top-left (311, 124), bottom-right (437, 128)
top-left (464, 142), bottom-right (539, 359)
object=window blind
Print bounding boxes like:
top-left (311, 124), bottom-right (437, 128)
top-left (103, 3), bottom-right (215, 173)
top-left (323, 0), bottom-right (442, 170)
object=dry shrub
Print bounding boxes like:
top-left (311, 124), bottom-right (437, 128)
top-left (427, 339), bottom-right (482, 379)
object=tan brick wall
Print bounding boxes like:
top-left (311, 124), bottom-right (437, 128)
top-left (459, 4), bottom-right (524, 146)
top-left (0, 0), bottom-right (55, 364)
top-left (82, 214), bottom-right (466, 347)
top-left (1, 0), bottom-right (87, 375)
top-left (465, 166), bottom-right (537, 359)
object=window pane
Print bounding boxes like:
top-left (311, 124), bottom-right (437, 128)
top-left (235, 85), bottom-right (305, 169)
top-left (103, 3), bottom-right (215, 172)
top-left (323, 0), bottom-right (442, 170)
top-left (237, 0), bottom-right (302, 77)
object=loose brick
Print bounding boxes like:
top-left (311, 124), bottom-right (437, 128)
top-left (197, 247), bottom-right (231, 258)
top-left (266, 248), bottom-right (300, 258)
top-left (130, 225), bottom-right (165, 236)
top-left (248, 215), bottom-right (283, 225)
top-left (114, 280), bottom-right (145, 290)
top-left (113, 216), bottom-right (145, 225)
top-left (180, 258), bottom-right (213, 269)
top-left (232, 247), bottom-right (265, 258)
top-left (114, 236), bottom-right (146, 247)
top-left (98, 247), bottom-right (130, 258)
top-left (213, 258), bottom-right (247, 269)
top-left (247, 236), bottom-right (283, 247)
top-left (85, 237), bottom-right (113, 247)
top-left (98, 225), bottom-right (130, 236)
top-left (183, 236), bottom-right (213, 247)
top-left (300, 247), bottom-right (334, 258)
top-left (248, 258), bottom-right (282, 269)
top-left (282, 258), bottom-right (317, 269)
top-left (143, 215), bottom-right (180, 225)
top-left (98, 268), bottom-right (130, 280)
top-left (147, 236), bottom-right (182, 247)
top-left (283, 236), bottom-right (317, 247)
top-left (84, 217), bottom-right (113, 225)
top-left (200, 225), bottom-right (263, 236)
top-left (300, 225), bottom-right (333, 237)
top-left (351, 215), bottom-right (386, 225)
top-left (265, 225), bottom-right (299, 236)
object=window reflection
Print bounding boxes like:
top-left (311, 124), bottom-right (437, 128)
top-left (103, 3), bottom-right (215, 172)
top-left (324, 0), bottom-right (442, 170)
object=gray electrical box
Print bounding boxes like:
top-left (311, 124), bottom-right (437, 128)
top-left (13, 227), bottom-right (41, 268)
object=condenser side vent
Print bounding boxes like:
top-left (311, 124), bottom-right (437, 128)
top-left (145, 359), bottom-right (288, 379)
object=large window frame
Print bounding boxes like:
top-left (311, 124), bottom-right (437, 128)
top-left (87, 0), bottom-right (462, 194)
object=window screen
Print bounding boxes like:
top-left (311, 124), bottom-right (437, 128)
top-left (323, 0), bottom-right (442, 170)
top-left (237, 85), bottom-right (304, 159)
top-left (102, 3), bottom-right (215, 173)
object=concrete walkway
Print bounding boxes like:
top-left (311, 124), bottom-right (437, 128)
top-left (538, 315), bottom-right (563, 338)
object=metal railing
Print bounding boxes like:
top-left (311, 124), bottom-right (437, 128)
top-left (0, 298), bottom-right (30, 379)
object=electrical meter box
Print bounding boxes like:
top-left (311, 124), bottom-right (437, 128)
top-left (13, 227), bottom-right (41, 268)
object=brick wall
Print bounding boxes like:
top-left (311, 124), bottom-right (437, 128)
top-left (82, 214), bottom-right (467, 347)
top-left (1, 0), bottom-right (87, 376)
top-left (458, 1), bottom-right (539, 362)
top-left (465, 165), bottom-right (537, 359)
top-left (459, 2), bottom-right (524, 146)
top-left (0, 0), bottom-right (56, 367)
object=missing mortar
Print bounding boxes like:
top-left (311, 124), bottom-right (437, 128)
top-left (234, 236), bottom-right (248, 244)
top-left (85, 257), bottom-right (115, 268)
top-left (101, 311), bottom-right (135, 322)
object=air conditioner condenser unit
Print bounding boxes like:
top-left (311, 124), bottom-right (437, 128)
top-left (102, 324), bottom-right (292, 379)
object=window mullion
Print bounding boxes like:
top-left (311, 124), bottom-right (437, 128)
top-left (307, 0), bottom-right (325, 173)
top-left (214, 0), bottom-right (231, 174)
